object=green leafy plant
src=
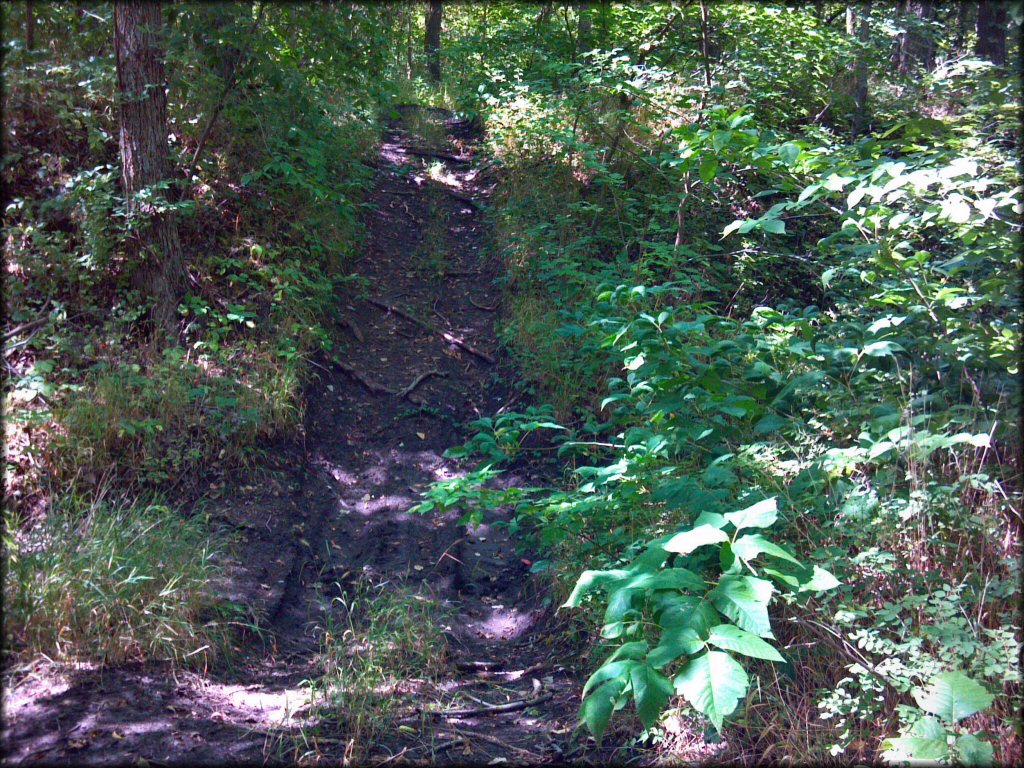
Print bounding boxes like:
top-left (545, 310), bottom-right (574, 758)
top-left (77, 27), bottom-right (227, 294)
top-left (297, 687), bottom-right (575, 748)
top-left (881, 671), bottom-right (995, 766)
top-left (564, 497), bottom-right (838, 740)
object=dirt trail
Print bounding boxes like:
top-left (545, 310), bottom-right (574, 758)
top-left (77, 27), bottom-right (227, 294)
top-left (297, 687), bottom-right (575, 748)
top-left (3, 107), bottom-right (582, 766)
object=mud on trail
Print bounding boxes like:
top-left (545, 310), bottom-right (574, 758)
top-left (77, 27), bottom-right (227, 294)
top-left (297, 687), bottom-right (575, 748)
top-left (2, 108), bottom-right (590, 766)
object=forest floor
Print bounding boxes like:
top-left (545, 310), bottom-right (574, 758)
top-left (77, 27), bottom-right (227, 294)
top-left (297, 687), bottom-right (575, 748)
top-left (2, 108), bottom-right (599, 765)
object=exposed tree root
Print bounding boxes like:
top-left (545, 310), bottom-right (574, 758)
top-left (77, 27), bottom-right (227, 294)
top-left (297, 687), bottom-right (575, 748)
top-left (421, 692), bottom-right (552, 718)
top-left (367, 298), bottom-right (496, 364)
top-left (331, 360), bottom-right (445, 400)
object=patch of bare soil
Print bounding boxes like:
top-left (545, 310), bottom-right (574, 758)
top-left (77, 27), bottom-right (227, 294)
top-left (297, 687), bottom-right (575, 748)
top-left (2, 107), bottom-right (599, 766)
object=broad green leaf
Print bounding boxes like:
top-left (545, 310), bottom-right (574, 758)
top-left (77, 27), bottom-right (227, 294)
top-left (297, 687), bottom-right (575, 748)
top-left (630, 663), bottom-right (674, 728)
top-left (657, 594), bottom-right (719, 637)
top-left (778, 142), bottom-right (801, 166)
top-left (909, 716), bottom-right (947, 739)
top-left (583, 660), bottom-right (635, 697)
top-left (693, 511), bottom-right (728, 529)
top-left (603, 641), bottom-right (649, 664)
top-left (664, 524), bottom-right (729, 555)
top-left (912, 671), bottom-right (994, 722)
top-left (699, 155), bottom-right (719, 184)
top-left (648, 627), bottom-right (705, 668)
top-left (955, 734), bottom-right (994, 767)
top-left (563, 569), bottom-right (630, 608)
top-left (622, 567), bottom-right (706, 592)
top-left (707, 624), bottom-right (785, 662)
top-left (604, 587), bottom-right (638, 623)
top-left (673, 650), bottom-right (749, 731)
top-left (709, 576), bottom-right (774, 637)
top-left (762, 218), bottom-right (786, 234)
top-left (881, 736), bottom-right (951, 764)
top-left (799, 565), bottom-right (841, 592)
top-left (731, 534), bottom-right (801, 566)
top-left (581, 677), bottom-right (627, 744)
top-left (724, 497), bottom-right (778, 530)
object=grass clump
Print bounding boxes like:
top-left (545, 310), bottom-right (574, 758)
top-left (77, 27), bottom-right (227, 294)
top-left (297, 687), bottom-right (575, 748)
top-left (3, 497), bottom-right (233, 670)
top-left (296, 578), bottom-right (450, 764)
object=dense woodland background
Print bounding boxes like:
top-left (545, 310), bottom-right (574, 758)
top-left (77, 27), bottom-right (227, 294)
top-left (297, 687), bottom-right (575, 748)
top-left (2, 2), bottom-right (1021, 765)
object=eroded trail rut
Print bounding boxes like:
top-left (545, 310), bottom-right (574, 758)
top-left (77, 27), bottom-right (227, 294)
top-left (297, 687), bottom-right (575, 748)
top-left (3, 109), bottom-right (581, 766)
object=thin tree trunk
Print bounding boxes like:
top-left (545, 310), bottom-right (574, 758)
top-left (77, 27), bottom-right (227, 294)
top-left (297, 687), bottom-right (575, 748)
top-left (425, 0), bottom-right (442, 82)
top-left (699, 0), bottom-right (713, 92)
top-left (576, 2), bottom-right (592, 56)
top-left (406, 7), bottom-right (414, 79)
top-left (847, 5), bottom-right (870, 137)
top-left (114, 0), bottom-right (185, 335)
top-left (25, 0), bottom-right (35, 51)
top-left (953, 2), bottom-right (971, 54)
top-left (975, 0), bottom-right (1007, 66)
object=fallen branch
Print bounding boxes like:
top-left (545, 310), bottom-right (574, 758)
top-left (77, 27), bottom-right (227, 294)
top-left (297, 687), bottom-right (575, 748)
top-left (455, 660), bottom-right (502, 672)
top-left (398, 368), bottom-right (444, 399)
top-left (3, 315), bottom-right (50, 343)
top-left (441, 187), bottom-right (483, 211)
top-left (468, 296), bottom-right (497, 312)
top-left (404, 148), bottom-right (471, 164)
top-left (367, 298), bottom-right (495, 364)
top-left (425, 692), bottom-right (552, 718)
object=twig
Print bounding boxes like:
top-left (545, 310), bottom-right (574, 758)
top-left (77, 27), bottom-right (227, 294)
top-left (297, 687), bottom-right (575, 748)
top-left (425, 692), bottom-right (552, 718)
top-left (468, 296), bottom-right (498, 312)
top-left (398, 368), bottom-right (444, 399)
top-left (367, 298), bottom-right (495, 364)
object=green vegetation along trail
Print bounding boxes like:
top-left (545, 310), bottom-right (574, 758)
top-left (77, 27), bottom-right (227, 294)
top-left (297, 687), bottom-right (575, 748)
top-left (3, 108), bottom-right (581, 765)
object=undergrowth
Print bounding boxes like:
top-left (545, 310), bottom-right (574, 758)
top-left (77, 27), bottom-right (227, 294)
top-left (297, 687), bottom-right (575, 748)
top-left (293, 578), bottom-right (450, 764)
top-left (3, 496), bottom-right (236, 670)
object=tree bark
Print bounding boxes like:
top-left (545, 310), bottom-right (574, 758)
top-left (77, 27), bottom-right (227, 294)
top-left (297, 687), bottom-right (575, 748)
top-left (847, 5), bottom-right (870, 137)
top-left (895, 0), bottom-right (935, 75)
top-left (576, 2), bottom-right (592, 56)
top-left (975, 0), bottom-right (1007, 66)
top-left (25, 0), bottom-right (35, 51)
top-left (425, 0), bottom-right (442, 82)
top-left (114, 1), bottom-right (185, 335)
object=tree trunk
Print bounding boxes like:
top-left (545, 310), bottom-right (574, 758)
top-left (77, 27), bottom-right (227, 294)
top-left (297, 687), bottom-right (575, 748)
top-left (975, 0), bottom-right (1007, 66)
top-left (25, 0), bottom-right (35, 51)
top-left (114, 1), bottom-right (185, 335)
top-left (847, 5), bottom-right (870, 137)
top-left (895, 0), bottom-right (935, 74)
top-left (425, 0), bottom-right (442, 82)
top-left (953, 2), bottom-right (972, 54)
top-left (576, 2), bottom-right (592, 56)
top-left (406, 6), bottom-right (414, 79)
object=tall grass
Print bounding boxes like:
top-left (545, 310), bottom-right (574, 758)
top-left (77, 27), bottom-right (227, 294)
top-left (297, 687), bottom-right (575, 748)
top-left (296, 578), bottom-right (450, 764)
top-left (3, 497), bottom-right (234, 669)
